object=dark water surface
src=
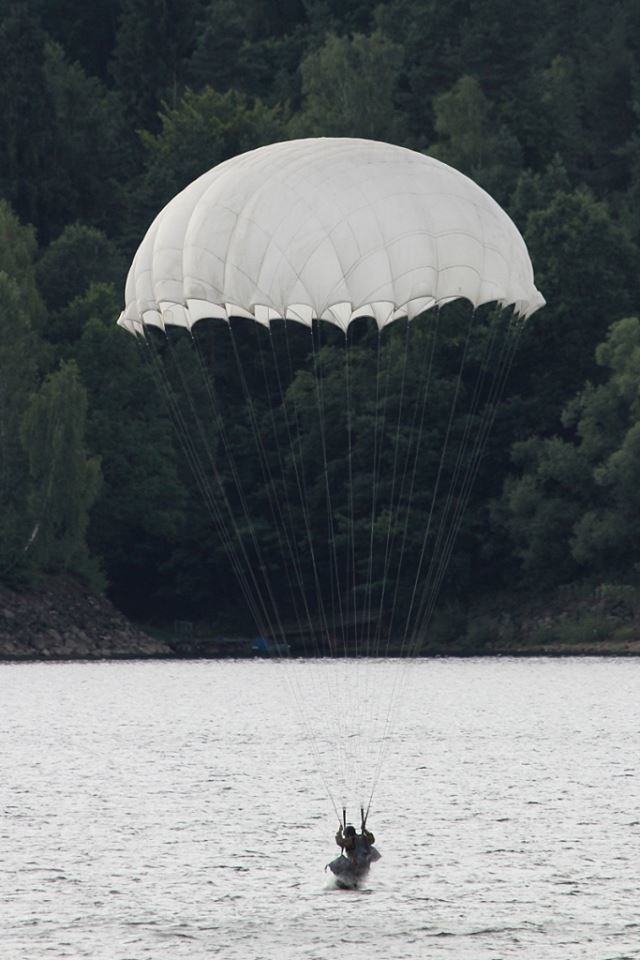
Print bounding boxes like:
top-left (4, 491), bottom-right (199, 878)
top-left (1, 658), bottom-right (639, 959)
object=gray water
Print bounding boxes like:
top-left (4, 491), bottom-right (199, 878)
top-left (1, 657), bottom-right (639, 960)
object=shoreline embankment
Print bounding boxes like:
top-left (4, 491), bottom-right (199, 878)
top-left (2, 579), bottom-right (640, 661)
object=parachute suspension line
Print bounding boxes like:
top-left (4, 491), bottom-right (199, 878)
top-left (356, 319), bottom-right (414, 814)
top-left (348, 328), bottom-right (381, 813)
top-left (267, 325), bottom-right (334, 657)
top-left (355, 322), bottom-right (403, 814)
top-left (138, 333), bottom-right (276, 643)
top-left (359, 316), bottom-right (443, 809)
top-left (343, 327), bottom-right (366, 807)
top-left (361, 330), bottom-right (383, 659)
top-left (347, 343), bottom-right (373, 812)
top-left (138, 334), bottom-right (250, 609)
top-left (383, 317), bottom-right (419, 660)
top-left (345, 334), bottom-right (367, 810)
top-left (310, 322), bottom-right (347, 658)
top-left (398, 306), bottom-right (476, 653)
top-left (356, 327), bottom-right (389, 806)
top-left (253, 325), bottom-right (351, 807)
top-left (267, 322), bottom-right (352, 812)
top-left (385, 314), bottom-right (440, 654)
top-left (345, 328), bottom-right (380, 802)
top-left (371, 321), bottom-right (398, 656)
top-left (358, 326), bottom-right (389, 659)
top-left (180, 332), bottom-right (288, 641)
top-left (228, 321), bottom-right (301, 644)
top-left (365, 310), bottom-right (527, 815)
top-left (364, 307), bottom-right (487, 813)
top-left (409, 310), bottom-right (512, 647)
top-left (251, 323), bottom-right (321, 656)
top-left (412, 313), bottom-right (525, 648)
top-left (270, 325), bottom-right (353, 804)
top-left (344, 330), bottom-right (357, 657)
top-left (373, 318), bottom-right (413, 657)
top-left (220, 323), bottom-right (348, 809)
top-left (223, 322), bottom-right (314, 654)
top-left (161, 332), bottom-right (284, 643)
top-left (148, 341), bottom-right (326, 814)
top-left (406, 308), bottom-right (484, 647)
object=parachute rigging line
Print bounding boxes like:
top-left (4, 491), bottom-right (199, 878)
top-left (141, 327), bottom-right (346, 818)
top-left (136, 304), bottom-right (531, 818)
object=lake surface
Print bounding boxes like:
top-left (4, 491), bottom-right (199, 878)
top-left (1, 657), bottom-right (639, 960)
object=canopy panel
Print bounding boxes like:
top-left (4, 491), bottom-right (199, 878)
top-left (118, 138), bottom-right (544, 335)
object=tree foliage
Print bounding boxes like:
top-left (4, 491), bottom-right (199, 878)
top-left (0, 202), bottom-right (46, 578)
top-left (2, 0), bottom-right (640, 620)
top-left (133, 87), bottom-right (288, 237)
top-left (498, 317), bottom-right (640, 585)
top-left (21, 361), bottom-right (102, 585)
top-left (293, 31), bottom-right (406, 140)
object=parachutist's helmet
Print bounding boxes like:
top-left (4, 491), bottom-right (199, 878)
top-left (345, 825), bottom-right (356, 837)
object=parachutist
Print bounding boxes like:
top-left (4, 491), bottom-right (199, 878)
top-left (335, 823), bottom-right (375, 852)
top-left (329, 822), bottom-right (380, 889)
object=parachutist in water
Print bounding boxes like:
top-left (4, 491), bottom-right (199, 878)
top-left (328, 823), bottom-right (380, 889)
top-left (335, 823), bottom-right (375, 853)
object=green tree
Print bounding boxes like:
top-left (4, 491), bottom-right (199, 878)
top-left (0, 202), bottom-right (46, 580)
top-left (0, 7), bottom-right (125, 242)
top-left (131, 86), bottom-right (287, 238)
top-left (568, 317), bottom-right (640, 570)
top-left (0, 7), bottom-right (55, 232)
top-left (292, 31), bottom-right (406, 140)
top-left (509, 155), bottom-right (571, 227)
top-left (36, 224), bottom-right (124, 317)
top-left (533, 56), bottom-right (588, 177)
top-left (519, 188), bottom-right (640, 431)
top-left (42, 41), bottom-right (128, 239)
top-left (20, 361), bottom-right (102, 585)
top-left (304, 0), bottom-right (377, 34)
top-left (496, 435), bottom-right (589, 586)
top-left (620, 86), bottom-right (640, 244)
top-left (0, 276), bottom-right (41, 579)
top-left (74, 298), bottom-right (188, 616)
top-left (0, 200), bottom-right (47, 330)
top-left (28, 0), bottom-right (120, 81)
top-left (496, 315), bottom-right (640, 586)
top-left (576, 4), bottom-right (636, 194)
top-left (429, 75), bottom-right (523, 204)
top-left (374, 0), bottom-right (469, 139)
top-left (187, 0), bottom-right (255, 94)
top-left (109, 0), bottom-right (203, 134)
top-left (187, 0), bottom-right (307, 103)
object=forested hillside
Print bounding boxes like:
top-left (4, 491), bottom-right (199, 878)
top-left (1, 0), bottom-right (639, 638)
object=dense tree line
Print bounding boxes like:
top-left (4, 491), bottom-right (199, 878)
top-left (1, 0), bottom-right (639, 630)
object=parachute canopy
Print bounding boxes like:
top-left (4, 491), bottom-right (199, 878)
top-left (118, 137), bottom-right (544, 336)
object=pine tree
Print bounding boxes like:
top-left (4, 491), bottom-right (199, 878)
top-left (20, 361), bottom-right (103, 586)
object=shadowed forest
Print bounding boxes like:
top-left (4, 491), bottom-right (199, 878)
top-left (2, 0), bottom-right (640, 642)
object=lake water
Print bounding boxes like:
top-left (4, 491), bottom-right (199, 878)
top-left (1, 657), bottom-right (639, 960)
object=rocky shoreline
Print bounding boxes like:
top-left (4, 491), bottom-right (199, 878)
top-left (0, 579), bottom-right (172, 661)
top-left (1, 578), bottom-right (639, 661)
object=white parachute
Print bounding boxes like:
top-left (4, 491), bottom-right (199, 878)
top-left (118, 138), bottom-right (543, 821)
top-left (119, 137), bottom-right (543, 334)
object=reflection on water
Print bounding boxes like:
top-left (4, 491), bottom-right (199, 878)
top-left (1, 657), bottom-right (639, 960)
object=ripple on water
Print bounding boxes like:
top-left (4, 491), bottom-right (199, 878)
top-left (1, 658), bottom-right (640, 960)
